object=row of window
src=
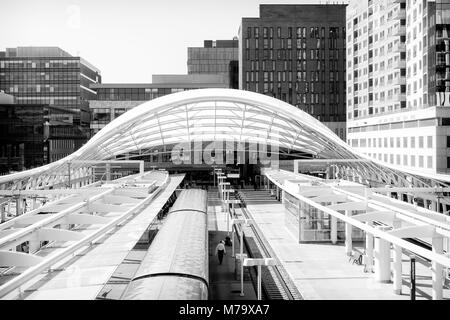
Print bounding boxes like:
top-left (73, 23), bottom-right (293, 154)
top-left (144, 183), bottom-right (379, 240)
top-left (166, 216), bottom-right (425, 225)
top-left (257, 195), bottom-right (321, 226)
top-left (245, 48), bottom-right (341, 61)
top-left (95, 88), bottom-right (194, 101)
top-left (350, 135), bottom-right (433, 149)
top-left (367, 152), bottom-right (433, 169)
top-left (246, 26), bottom-right (345, 40)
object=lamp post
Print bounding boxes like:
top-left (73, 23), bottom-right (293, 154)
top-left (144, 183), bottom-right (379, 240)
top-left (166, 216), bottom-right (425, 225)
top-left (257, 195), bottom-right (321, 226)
top-left (219, 181), bottom-right (230, 213)
top-left (243, 258), bottom-right (276, 300)
top-left (231, 218), bottom-right (253, 297)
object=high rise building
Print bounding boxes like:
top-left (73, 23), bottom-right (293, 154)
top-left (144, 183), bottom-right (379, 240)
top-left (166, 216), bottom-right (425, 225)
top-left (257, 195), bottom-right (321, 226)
top-left (89, 74), bottom-right (227, 134)
top-left (0, 47), bottom-right (101, 161)
top-left (239, 4), bottom-right (348, 140)
top-left (187, 39), bottom-right (239, 88)
top-left (346, 0), bottom-right (450, 175)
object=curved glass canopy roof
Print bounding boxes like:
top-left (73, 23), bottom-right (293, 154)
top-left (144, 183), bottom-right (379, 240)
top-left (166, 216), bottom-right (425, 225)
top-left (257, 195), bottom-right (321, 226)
top-left (1, 88), bottom-right (449, 188)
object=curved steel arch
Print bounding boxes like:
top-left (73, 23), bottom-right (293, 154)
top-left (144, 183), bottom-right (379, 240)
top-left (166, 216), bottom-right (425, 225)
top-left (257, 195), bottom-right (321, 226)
top-left (1, 88), bottom-right (449, 188)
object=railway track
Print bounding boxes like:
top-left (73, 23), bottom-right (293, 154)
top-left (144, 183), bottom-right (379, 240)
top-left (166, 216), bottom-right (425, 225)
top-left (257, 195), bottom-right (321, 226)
top-left (235, 190), bottom-right (302, 300)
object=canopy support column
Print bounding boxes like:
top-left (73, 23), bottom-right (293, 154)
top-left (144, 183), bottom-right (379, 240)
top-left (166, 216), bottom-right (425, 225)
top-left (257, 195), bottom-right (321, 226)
top-left (374, 226), bottom-right (391, 283)
top-left (345, 210), bottom-right (352, 256)
top-left (432, 236), bottom-right (444, 300)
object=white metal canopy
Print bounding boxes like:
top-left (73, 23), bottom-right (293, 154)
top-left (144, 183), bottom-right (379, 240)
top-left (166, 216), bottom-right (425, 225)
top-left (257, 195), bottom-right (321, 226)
top-left (0, 88), bottom-right (449, 188)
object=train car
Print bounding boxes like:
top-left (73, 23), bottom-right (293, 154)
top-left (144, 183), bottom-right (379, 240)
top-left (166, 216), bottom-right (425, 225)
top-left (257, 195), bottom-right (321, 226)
top-left (122, 189), bottom-right (208, 300)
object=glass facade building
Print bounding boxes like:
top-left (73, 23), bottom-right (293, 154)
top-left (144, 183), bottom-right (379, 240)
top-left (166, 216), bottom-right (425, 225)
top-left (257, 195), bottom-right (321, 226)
top-left (0, 91), bottom-right (85, 172)
top-left (0, 47), bottom-right (101, 162)
top-left (239, 4), bottom-right (347, 141)
top-left (187, 40), bottom-right (239, 88)
top-left (0, 101), bottom-right (47, 173)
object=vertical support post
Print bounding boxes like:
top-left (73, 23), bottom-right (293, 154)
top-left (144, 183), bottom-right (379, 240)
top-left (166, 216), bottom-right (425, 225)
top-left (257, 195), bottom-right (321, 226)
top-left (67, 162), bottom-right (71, 187)
top-left (374, 226), bottom-right (391, 283)
top-left (240, 228), bottom-right (244, 297)
top-left (257, 265), bottom-right (262, 300)
top-left (393, 245), bottom-right (402, 294)
top-left (139, 161), bottom-right (144, 175)
top-left (431, 236), bottom-right (444, 300)
top-left (430, 199), bottom-right (437, 212)
top-left (345, 210), bottom-right (352, 256)
top-left (226, 195), bottom-right (230, 236)
top-left (0, 204), bottom-right (5, 223)
top-left (392, 219), bottom-right (402, 295)
top-left (232, 226), bottom-right (235, 257)
top-left (330, 214), bottom-right (337, 244)
top-left (410, 255), bottom-right (416, 300)
top-left (365, 221), bottom-right (374, 273)
top-left (105, 163), bottom-right (111, 182)
top-left (16, 197), bottom-right (21, 217)
top-left (294, 160), bottom-right (299, 174)
top-left (298, 201), bottom-right (304, 243)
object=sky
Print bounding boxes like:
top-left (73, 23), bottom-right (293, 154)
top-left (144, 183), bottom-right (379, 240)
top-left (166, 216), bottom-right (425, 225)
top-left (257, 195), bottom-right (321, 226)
top-left (0, 0), bottom-right (342, 83)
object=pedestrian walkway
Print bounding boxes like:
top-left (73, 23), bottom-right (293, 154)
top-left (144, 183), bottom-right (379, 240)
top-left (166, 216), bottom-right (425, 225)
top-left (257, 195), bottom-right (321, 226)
top-left (208, 231), bottom-right (256, 300)
top-left (207, 190), bottom-right (256, 300)
top-left (242, 190), bottom-right (450, 300)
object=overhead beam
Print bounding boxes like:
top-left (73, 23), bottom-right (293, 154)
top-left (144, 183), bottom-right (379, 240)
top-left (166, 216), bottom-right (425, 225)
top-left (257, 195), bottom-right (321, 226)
top-left (65, 214), bottom-right (111, 225)
top-left (0, 250), bottom-right (43, 267)
top-left (352, 211), bottom-right (397, 223)
top-left (388, 225), bottom-right (436, 238)
top-left (327, 201), bottom-right (367, 211)
top-left (310, 194), bottom-right (348, 203)
top-left (37, 228), bottom-right (85, 242)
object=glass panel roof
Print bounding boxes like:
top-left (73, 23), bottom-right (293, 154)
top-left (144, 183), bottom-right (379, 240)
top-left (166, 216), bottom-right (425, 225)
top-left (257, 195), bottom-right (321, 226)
top-left (0, 88), bottom-right (449, 188)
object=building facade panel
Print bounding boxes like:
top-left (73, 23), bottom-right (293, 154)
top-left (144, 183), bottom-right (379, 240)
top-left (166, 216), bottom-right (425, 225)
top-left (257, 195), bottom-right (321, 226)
top-left (347, 0), bottom-right (450, 174)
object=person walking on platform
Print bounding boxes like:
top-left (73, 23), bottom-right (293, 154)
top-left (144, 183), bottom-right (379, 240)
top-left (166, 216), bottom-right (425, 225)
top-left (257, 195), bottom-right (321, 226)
top-left (215, 240), bottom-right (226, 265)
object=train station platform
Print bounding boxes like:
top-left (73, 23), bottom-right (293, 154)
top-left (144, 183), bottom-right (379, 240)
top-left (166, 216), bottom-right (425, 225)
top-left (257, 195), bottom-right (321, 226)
top-left (241, 189), bottom-right (450, 300)
top-left (5, 174), bottom-right (185, 300)
top-left (207, 191), bottom-right (256, 300)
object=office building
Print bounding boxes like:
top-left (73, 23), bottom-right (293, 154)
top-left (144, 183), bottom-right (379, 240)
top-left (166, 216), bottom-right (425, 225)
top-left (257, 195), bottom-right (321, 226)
top-left (89, 74), bottom-right (227, 134)
top-left (187, 39), bottom-right (239, 89)
top-left (0, 47), bottom-right (101, 161)
top-left (0, 91), bottom-right (86, 172)
top-left (239, 4), bottom-right (347, 140)
top-left (346, 0), bottom-right (450, 174)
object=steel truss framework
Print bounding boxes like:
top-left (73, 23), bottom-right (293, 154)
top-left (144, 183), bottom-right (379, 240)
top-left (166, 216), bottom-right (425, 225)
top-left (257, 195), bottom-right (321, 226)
top-left (0, 88), bottom-right (449, 191)
top-left (264, 169), bottom-right (450, 300)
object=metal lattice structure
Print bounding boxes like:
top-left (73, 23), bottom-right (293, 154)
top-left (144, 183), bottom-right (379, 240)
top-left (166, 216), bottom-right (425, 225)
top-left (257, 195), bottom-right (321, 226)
top-left (0, 88), bottom-right (449, 190)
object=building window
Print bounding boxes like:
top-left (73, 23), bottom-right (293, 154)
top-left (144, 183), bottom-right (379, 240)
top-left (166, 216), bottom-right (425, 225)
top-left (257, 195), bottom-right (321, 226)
top-left (427, 156), bottom-right (433, 169)
top-left (418, 156), bottom-right (424, 168)
top-left (427, 136), bottom-right (433, 148)
top-left (254, 27), bottom-right (259, 38)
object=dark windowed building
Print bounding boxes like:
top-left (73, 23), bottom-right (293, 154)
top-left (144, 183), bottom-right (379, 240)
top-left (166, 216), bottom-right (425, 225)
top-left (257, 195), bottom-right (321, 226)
top-left (0, 91), bottom-right (87, 173)
top-left (0, 47), bottom-right (101, 161)
top-left (89, 74), bottom-right (227, 134)
top-left (187, 39), bottom-right (239, 88)
top-left (239, 4), bottom-right (347, 140)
